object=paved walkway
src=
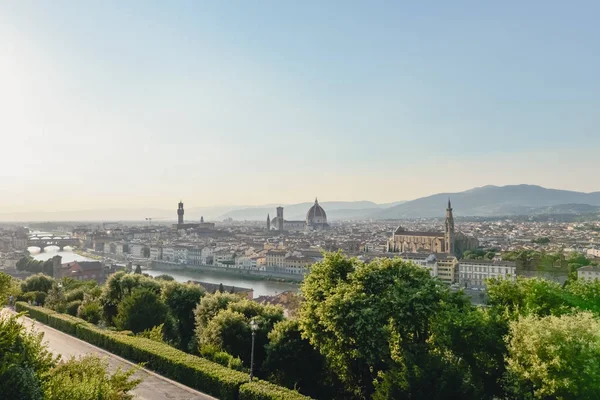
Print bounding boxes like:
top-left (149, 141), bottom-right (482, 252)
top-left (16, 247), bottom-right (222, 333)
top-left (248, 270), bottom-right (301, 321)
top-left (3, 308), bottom-right (217, 400)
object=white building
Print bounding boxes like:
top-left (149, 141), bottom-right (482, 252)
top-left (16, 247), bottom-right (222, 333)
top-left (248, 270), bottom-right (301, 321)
top-left (150, 246), bottom-right (162, 260)
top-left (586, 248), bottom-right (600, 258)
top-left (129, 243), bottom-right (148, 258)
top-left (174, 246), bottom-right (188, 263)
top-left (235, 256), bottom-right (257, 270)
top-left (397, 253), bottom-right (438, 278)
top-left (577, 265), bottom-right (600, 282)
top-left (162, 246), bottom-right (175, 262)
top-left (201, 247), bottom-right (214, 265)
top-left (459, 259), bottom-right (516, 289)
top-left (213, 250), bottom-right (234, 267)
top-left (187, 247), bottom-right (203, 265)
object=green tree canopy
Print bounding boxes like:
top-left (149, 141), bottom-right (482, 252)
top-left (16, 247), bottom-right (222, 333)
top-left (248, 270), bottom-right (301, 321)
top-left (299, 253), bottom-right (455, 398)
top-left (114, 288), bottom-right (169, 334)
top-left (161, 281), bottom-right (205, 350)
top-left (505, 312), bottom-right (600, 399)
top-left (21, 274), bottom-right (54, 294)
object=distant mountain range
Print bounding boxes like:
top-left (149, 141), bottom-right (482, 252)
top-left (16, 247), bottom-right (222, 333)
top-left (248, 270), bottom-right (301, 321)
top-left (372, 185), bottom-right (600, 219)
top-left (1, 185), bottom-right (599, 222)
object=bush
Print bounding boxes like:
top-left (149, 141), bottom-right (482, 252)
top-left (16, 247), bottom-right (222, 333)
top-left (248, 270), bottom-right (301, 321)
top-left (17, 302), bottom-right (252, 400)
top-left (47, 313), bottom-right (85, 335)
top-left (65, 288), bottom-right (85, 302)
top-left (17, 291), bottom-right (47, 305)
top-left (65, 300), bottom-right (82, 316)
top-left (114, 288), bottom-right (169, 334)
top-left (239, 381), bottom-right (311, 400)
top-left (77, 300), bottom-right (102, 324)
top-left (21, 274), bottom-right (54, 293)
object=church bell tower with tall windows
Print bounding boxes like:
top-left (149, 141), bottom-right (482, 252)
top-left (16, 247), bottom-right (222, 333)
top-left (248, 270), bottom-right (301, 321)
top-left (445, 199), bottom-right (455, 254)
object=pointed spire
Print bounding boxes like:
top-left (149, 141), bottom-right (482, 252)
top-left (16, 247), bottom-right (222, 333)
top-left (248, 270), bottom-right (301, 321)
top-left (447, 198), bottom-right (452, 209)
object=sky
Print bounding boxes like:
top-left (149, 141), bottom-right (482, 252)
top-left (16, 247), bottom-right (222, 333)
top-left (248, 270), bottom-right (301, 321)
top-left (1, 0), bottom-right (599, 213)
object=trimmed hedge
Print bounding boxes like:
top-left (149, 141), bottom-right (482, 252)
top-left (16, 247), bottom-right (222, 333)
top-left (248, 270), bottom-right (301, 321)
top-left (239, 381), bottom-right (311, 400)
top-left (15, 302), bottom-right (309, 400)
top-left (16, 301), bottom-right (56, 323)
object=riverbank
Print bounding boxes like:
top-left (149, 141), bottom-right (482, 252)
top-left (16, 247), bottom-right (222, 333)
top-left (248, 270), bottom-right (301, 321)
top-left (149, 261), bottom-right (304, 284)
top-left (73, 248), bottom-right (103, 261)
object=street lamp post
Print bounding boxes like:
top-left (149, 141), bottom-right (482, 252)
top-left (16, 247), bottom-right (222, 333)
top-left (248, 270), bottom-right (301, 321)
top-left (249, 318), bottom-right (258, 381)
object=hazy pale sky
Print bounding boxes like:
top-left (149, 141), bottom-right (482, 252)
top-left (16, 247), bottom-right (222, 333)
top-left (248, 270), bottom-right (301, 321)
top-left (1, 1), bottom-right (599, 213)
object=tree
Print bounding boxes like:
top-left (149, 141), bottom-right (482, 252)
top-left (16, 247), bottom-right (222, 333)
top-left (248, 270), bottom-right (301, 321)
top-left (200, 309), bottom-right (252, 363)
top-left (0, 272), bottom-right (13, 306)
top-left (505, 312), bottom-right (600, 399)
top-left (100, 272), bottom-right (162, 325)
top-left (299, 253), bottom-right (452, 398)
top-left (486, 277), bottom-right (568, 317)
top-left (45, 285), bottom-right (67, 312)
top-left (0, 313), bottom-right (56, 400)
top-left (194, 292), bottom-right (242, 340)
top-left (21, 274), bottom-right (54, 294)
top-left (43, 355), bottom-right (141, 400)
top-left (77, 300), bottom-right (102, 324)
top-left (263, 319), bottom-right (336, 399)
top-left (161, 281), bottom-right (204, 350)
top-left (134, 265), bottom-right (142, 274)
top-left (218, 283), bottom-right (224, 293)
top-left (114, 288), bottom-right (169, 334)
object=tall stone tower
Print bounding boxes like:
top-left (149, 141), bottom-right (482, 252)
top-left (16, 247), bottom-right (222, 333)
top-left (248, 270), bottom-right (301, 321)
top-left (177, 201), bottom-right (184, 225)
top-left (266, 214), bottom-right (271, 231)
top-left (445, 199), bottom-right (455, 254)
top-left (276, 207), bottom-right (284, 231)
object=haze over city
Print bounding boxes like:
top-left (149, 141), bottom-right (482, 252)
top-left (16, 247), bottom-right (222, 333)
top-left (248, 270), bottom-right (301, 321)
top-left (2, 1), bottom-right (600, 214)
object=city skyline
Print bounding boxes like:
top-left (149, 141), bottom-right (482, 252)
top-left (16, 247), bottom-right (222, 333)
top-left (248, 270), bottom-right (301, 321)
top-left (2, 1), bottom-right (600, 212)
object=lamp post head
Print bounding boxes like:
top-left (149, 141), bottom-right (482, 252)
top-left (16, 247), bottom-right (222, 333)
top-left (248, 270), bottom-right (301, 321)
top-left (250, 318), bottom-right (258, 332)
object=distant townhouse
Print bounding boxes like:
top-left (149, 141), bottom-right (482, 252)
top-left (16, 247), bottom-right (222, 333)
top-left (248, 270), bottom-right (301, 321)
top-left (266, 250), bottom-right (287, 272)
top-left (281, 256), bottom-right (312, 275)
top-left (187, 247), bottom-right (203, 265)
top-left (174, 246), bottom-right (188, 263)
top-left (397, 253), bottom-right (438, 278)
top-left (577, 265), bottom-right (600, 282)
top-left (150, 246), bottom-right (162, 260)
top-left (162, 246), bottom-right (175, 262)
top-left (459, 259), bottom-right (517, 289)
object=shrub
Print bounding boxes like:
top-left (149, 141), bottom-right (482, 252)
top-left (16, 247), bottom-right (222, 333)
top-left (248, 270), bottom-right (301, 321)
top-left (114, 288), bottom-right (169, 334)
top-left (47, 313), bottom-right (85, 335)
top-left (65, 288), bottom-right (85, 302)
top-left (77, 300), bottom-right (102, 324)
top-left (17, 291), bottom-right (47, 305)
top-left (43, 355), bottom-right (140, 400)
top-left (21, 273), bottom-right (54, 293)
top-left (18, 302), bottom-right (251, 399)
top-left (16, 301), bottom-right (57, 323)
top-left (239, 380), bottom-right (311, 400)
top-left (66, 300), bottom-right (82, 316)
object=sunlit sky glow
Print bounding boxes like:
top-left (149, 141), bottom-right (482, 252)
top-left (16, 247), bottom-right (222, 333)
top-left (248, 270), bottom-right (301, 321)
top-left (1, 1), bottom-right (599, 213)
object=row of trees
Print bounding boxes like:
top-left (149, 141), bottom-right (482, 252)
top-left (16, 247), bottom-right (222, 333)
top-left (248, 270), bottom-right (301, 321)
top-left (16, 256), bottom-right (54, 275)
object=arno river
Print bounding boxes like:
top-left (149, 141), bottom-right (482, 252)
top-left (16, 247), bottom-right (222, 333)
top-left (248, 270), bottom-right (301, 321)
top-left (29, 247), bottom-right (299, 298)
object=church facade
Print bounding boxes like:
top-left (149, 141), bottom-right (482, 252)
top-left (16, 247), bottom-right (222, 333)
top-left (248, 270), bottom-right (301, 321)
top-left (268, 198), bottom-right (329, 232)
top-left (387, 200), bottom-right (478, 256)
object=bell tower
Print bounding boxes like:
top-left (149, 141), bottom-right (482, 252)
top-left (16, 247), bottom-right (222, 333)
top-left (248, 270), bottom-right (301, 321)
top-left (177, 201), bottom-right (184, 225)
top-left (445, 199), bottom-right (455, 254)
top-left (266, 214), bottom-right (271, 231)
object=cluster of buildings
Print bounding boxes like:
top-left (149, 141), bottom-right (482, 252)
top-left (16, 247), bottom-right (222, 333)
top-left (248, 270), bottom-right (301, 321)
top-left (2, 198), bottom-right (600, 292)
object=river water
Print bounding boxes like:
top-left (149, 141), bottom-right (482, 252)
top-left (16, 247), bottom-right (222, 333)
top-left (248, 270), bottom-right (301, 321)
top-left (29, 247), bottom-right (92, 263)
top-left (28, 246), bottom-right (298, 298)
top-left (144, 269), bottom-right (300, 298)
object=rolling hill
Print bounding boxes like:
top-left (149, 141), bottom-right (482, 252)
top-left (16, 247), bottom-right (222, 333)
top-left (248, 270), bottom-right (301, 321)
top-left (372, 185), bottom-right (600, 219)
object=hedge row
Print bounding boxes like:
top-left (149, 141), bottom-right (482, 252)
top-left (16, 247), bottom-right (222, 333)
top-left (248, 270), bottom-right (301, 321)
top-left (16, 302), bottom-right (310, 400)
top-left (239, 381), bottom-right (311, 400)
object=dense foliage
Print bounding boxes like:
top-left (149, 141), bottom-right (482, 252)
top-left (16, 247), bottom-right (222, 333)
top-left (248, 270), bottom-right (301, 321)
top-left (16, 302), bottom-right (304, 400)
top-left (0, 310), bottom-right (139, 399)
top-left (16, 256), bottom-right (54, 276)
